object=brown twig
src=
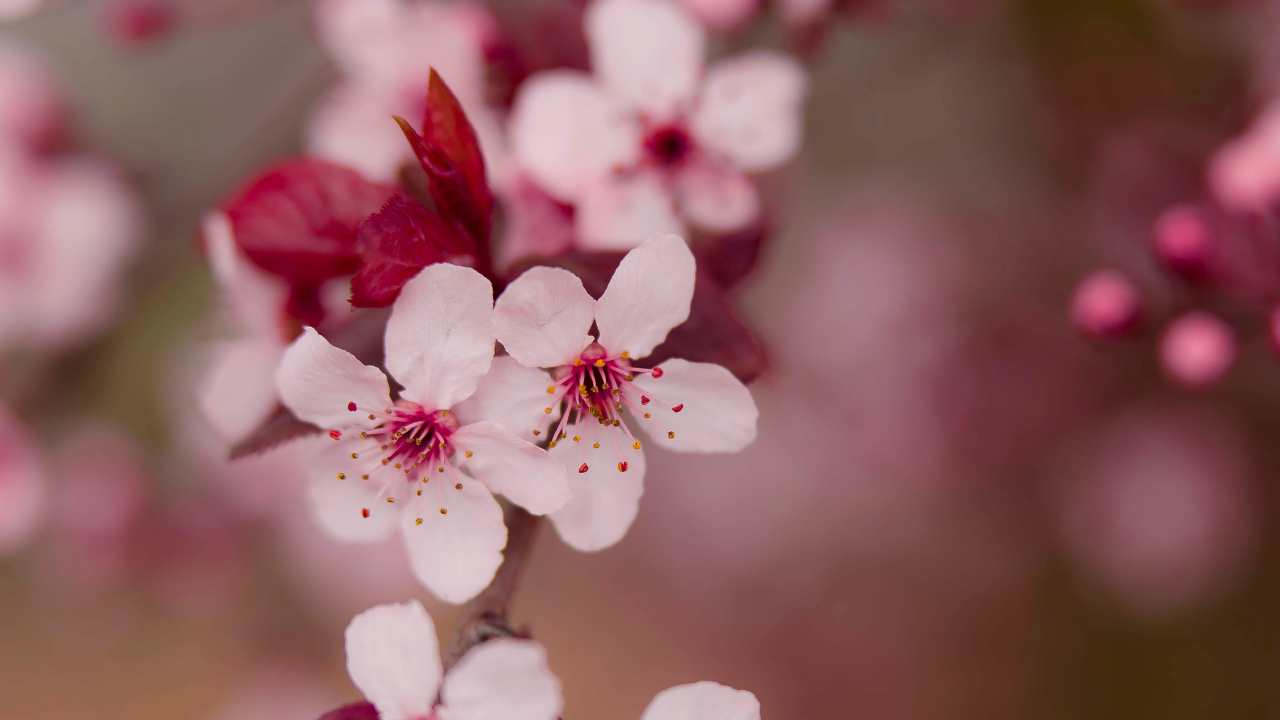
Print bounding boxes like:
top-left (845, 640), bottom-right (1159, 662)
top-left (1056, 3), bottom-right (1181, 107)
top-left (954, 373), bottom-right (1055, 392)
top-left (444, 505), bottom-right (542, 670)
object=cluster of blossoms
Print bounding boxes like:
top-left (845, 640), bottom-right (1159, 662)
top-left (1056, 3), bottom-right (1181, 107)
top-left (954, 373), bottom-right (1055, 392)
top-left (190, 0), bottom-right (786, 714)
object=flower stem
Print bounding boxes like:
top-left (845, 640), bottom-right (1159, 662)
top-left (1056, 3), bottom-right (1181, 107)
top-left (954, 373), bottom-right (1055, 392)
top-left (444, 505), bottom-right (542, 670)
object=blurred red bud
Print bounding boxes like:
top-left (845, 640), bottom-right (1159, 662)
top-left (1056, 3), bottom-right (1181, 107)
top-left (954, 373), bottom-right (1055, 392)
top-left (1071, 269), bottom-right (1142, 339)
top-left (1160, 311), bottom-right (1236, 387)
top-left (1153, 205), bottom-right (1213, 280)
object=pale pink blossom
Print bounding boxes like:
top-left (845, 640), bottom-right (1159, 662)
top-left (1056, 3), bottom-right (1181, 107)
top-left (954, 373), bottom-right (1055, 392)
top-left (343, 600), bottom-right (563, 720)
top-left (1159, 311), bottom-right (1236, 387)
top-left (509, 0), bottom-right (806, 249)
top-left (0, 41), bottom-right (63, 151)
top-left (308, 0), bottom-right (508, 185)
top-left (1055, 405), bottom-right (1257, 617)
top-left (0, 402), bottom-right (44, 554)
top-left (640, 682), bottom-right (761, 720)
top-left (0, 0), bottom-right (43, 22)
top-left (276, 263), bottom-right (569, 603)
top-left (1209, 101), bottom-right (1280, 211)
top-left (0, 150), bottom-right (142, 352)
top-left (489, 235), bottom-right (758, 550)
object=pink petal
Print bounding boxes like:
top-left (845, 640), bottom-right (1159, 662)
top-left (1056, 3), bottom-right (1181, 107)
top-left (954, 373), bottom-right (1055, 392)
top-left (384, 263), bottom-right (494, 410)
top-left (307, 83), bottom-right (412, 184)
top-left (548, 420), bottom-right (645, 552)
top-left (630, 359), bottom-right (757, 453)
top-left (454, 357), bottom-right (560, 441)
top-left (276, 327), bottom-right (392, 430)
top-left (0, 0), bottom-right (43, 21)
top-left (675, 162), bottom-right (759, 233)
top-left (577, 171), bottom-right (684, 251)
top-left (691, 51), bottom-right (807, 172)
top-left (494, 266), bottom-right (595, 368)
top-left (344, 601), bottom-right (442, 720)
top-left (307, 441), bottom-right (400, 543)
top-left (452, 422), bottom-right (570, 516)
top-left (595, 235), bottom-right (696, 360)
top-left (0, 405), bottom-right (44, 554)
top-left (198, 339), bottom-right (285, 444)
top-left (510, 71), bottom-right (639, 202)
top-left (439, 639), bottom-right (563, 720)
top-left (400, 466), bottom-right (506, 603)
top-left (202, 211), bottom-right (288, 342)
top-left (640, 682), bottom-right (760, 720)
top-left (680, 0), bottom-right (759, 30)
top-left (585, 0), bottom-right (705, 119)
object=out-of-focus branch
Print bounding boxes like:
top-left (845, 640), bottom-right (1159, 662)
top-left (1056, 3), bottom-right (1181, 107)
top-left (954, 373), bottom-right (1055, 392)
top-left (444, 505), bottom-right (542, 670)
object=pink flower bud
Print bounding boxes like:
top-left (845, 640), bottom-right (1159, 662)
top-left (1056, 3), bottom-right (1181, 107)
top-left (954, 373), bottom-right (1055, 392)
top-left (1071, 269), bottom-right (1141, 338)
top-left (1160, 311), bottom-right (1236, 387)
top-left (105, 0), bottom-right (177, 48)
top-left (1153, 205), bottom-right (1213, 280)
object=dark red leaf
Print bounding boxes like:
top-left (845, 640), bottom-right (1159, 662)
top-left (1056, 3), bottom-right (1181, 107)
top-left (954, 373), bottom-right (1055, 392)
top-left (223, 158), bottom-right (396, 320)
top-left (395, 70), bottom-right (494, 273)
top-left (695, 222), bottom-right (768, 289)
top-left (317, 702), bottom-right (380, 720)
top-left (350, 192), bottom-right (478, 307)
top-left (504, 251), bottom-right (767, 383)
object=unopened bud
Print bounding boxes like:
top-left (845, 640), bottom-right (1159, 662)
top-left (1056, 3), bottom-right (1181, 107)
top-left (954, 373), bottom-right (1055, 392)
top-left (1160, 311), bottom-right (1236, 387)
top-left (1072, 269), bottom-right (1142, 339)
top-left (1153, 205), bottom-right (1213, 280)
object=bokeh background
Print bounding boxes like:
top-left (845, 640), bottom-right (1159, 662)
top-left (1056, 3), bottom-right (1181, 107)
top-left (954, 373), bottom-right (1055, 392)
top-left (5, 0), bottom-right (1280, 718)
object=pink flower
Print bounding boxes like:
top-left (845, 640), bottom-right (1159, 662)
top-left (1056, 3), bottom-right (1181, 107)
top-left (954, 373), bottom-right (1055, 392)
top-left (680, 0), bottom-right (759, 29)
top-left (491, 235), bottom-right (758, 550)
top-left (308, 0), bottom-right (507, 185)
top-left (1159, 311), bottom-right (1236, 387)
top-left (275, 263), bottom-right (569, 603)
top-left (0, 41), bottom-right (63, 151)
top-left (1209, 101), bottom-right (1280, 211)
top-left (0, 403), bottom-right (44, 554)
top-left (509, 0), bottom-right (806, 249)
top-left (0, 0), bottom-right (42, 21)
top-left (0, 151), bottom-right (143, 352)
top-left (342, 600), bottom-right (563, 720)
top-left (337, 600), bottom-right (760, 720)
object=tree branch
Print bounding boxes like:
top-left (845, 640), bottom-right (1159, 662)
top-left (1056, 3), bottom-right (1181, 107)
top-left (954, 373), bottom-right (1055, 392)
top-left (444, 505), bottom-right (542, 670)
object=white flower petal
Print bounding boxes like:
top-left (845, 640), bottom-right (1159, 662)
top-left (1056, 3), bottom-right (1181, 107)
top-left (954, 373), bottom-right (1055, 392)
top-left (385, 264), bottom-right (495, 411)
top-left (308, 441), bottom-right (400, 543)
top-left (454, 357), bottom-right (559, 439)
top-left (510, 71), bottom-right (639, 202)
top-left (586, 0), bottom-right (705, 118)
top-left (203, 211), bottom-right (288, 340)
top-left (577, 171), bottom-right (684, 251)
top-left (675, 162), bottom-right (759, 233)
top-left (198, 339), bottom-right (285, 444)
top-left (452, 422), bottom-right (570, 516)
top-left (548, 420), bottom-right (645, 551)
top-left (344, 600), bottom-right (443, 720)
top-left (307, 83), bottom-right (411, 184)
top-left (276, 327), bottom-right (393, 430)
top-left (401, 466), bottom-right (506, 603)
top-left (640, 682), bottom-right (761, 720)
top-left (439, 639), bottom-right (563, 720)
top-left (494, 266), bottom-right (595, 368)
top-left (631, 359), bottom-right (757, 453)
top-left (692, 51), bottom-right (807, 172)
top-left (594, 235), bottom-right (696, 359)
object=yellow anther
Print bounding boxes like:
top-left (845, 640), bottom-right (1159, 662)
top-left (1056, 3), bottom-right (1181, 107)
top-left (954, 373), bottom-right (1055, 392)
top-left (668, 431), bottom-right (676, 439)
top-left (386, 497), bottom-right (395, 504)
top-left (454, 482), bottom-right (463, 490)
top-left (439, 507), bottom-right (448, 516)
top-left (573, 435), bottom-right (581, 442)
top-left (337, 472), bottom-right (347, 480)
top-left (620, 351), bottom-right (631, 359)
top-left (592, 442), bottom-right (601, 449)
top-left (573, 358), bottom-right (584, 367)
top-left (594, 359), bottom-right (606, 367)
top-left (415, 517), bottom-right (423, 526)
top-left (351, 452), bottom-right (359, 459)
top-left (643, 412), bottom-right (652, 419)
top-left (361, 474), bottom-right (370, 480)
top-left (464, 450), bottom-right (474, 459)
top-left (632, 441), bottom-right (641, 450)
top-left (546, 385), bottom-right (557, 394)
top-left (544, 407), bottom-right (552, 414)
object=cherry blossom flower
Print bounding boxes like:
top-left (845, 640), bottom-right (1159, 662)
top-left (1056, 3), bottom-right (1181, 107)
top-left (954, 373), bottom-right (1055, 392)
top-left (339, 600), bottom-right (563, 720)
top-left (0, 402), bottom-right (44, 554)
top-left (0, 149), bottom-right (143, 352)
top-left (0, 41), bottom-right (63, 152)
top-left (308, 0), bottom-right (508, 186)
top-left (276, 263), bottom-right (569, 603)
top-left (509, 0), bottom-right (806, 249)
top-left (333, 600), bottom-right (760, 720)
top-left (489, 235), bottom-right (758, 550)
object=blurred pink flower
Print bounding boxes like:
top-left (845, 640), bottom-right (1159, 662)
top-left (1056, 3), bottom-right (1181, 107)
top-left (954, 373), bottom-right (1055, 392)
top-left (0, 150), bottom-right (143, 352)
top-left (495, 174), bottom-right (576, 273)
top-left (1054, 405), bottom-right (1258, 617)
top-left (276, 264), bottom-right (567, 603)
top-left (0, 0), bottom-right (43, 22)
top-left (1159, 311), bottom-right (1236, 387)
top-left (0, 41), bottom-right (63, 152)
top-left (1209, 101), bottom-right (1280, 211)
top-left (1071, 269), bottom-right (1142, 339)
top-left (509, 0), bottom-right (806, 248)
top-left (680, 0), bottom-right (759, 29)
top-left (492, 236), bottom-right (758, 551)
top-left (339, 600), bottom-right (563, 720)
top-left (307, 0), bottom-right (508, 185)
top-left (0, 403), bottom-right (44, 554)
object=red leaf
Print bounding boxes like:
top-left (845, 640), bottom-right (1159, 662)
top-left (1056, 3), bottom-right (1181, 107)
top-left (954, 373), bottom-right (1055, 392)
top-left (395, 70), bottom-right (494, 270)
top-left (317, 702), bottom-right (380, 720)
top-left (223, 158), bottom-right (396, 321)
top-left (505, 251), bottom-right (767, 382)
top-left (350, 192), bottom-right (478, 307)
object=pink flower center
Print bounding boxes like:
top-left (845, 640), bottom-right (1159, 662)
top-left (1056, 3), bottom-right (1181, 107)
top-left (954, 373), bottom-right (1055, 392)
top-left (642, 123), bottom-right (695, 170)
top-left (364, 401), bottom-right (459, 476)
